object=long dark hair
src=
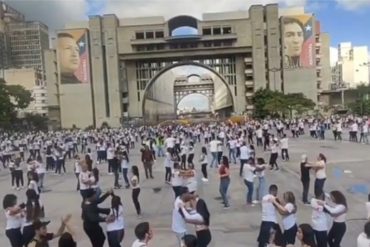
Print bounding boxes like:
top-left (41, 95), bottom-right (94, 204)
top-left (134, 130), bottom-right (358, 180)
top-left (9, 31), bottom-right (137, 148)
top-left (111, 195), bottom-right (122, 219)
top-left (330, 190), bottom-right (347, 208)
top-left (201, 147), bottom-right (207, 155)
top-left (25, 189), bottom-right (42, 222)
top-left (122, 150), bottom-right (129, 163)
top-left (299, 224), bottom-right (317, 247)
top-left (222, 156), bottom-right (229, 169)
top-left (318, 153), bottom-right (327, 163)
top-left (132, 165), bottom-right (139, 182)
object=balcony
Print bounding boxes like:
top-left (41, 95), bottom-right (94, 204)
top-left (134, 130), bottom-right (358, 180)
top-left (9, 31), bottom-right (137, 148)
top-left (244, 57), bottom-right (253, 63)
top-left (122, 97), bottom-right (129, 104)
top-left (316, 42), bottom-right (321, 46)
top-left (245, 92), bottom-right (254, 98)
top-left (245, 80), bottom-right (254, 87)
top-left (246, 105), bottom-right (254, 110)
top-left (316, 54), bottom-right (321, 58)
top-left (244, 69), bottom-right (253, 75)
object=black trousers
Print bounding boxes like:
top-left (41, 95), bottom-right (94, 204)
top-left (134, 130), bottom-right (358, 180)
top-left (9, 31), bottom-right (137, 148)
top-left (301, 180), bottom-right (310, 203)
top-left (10, 170), bottom-right (16, 187)
top-left (83, 222), bottom-right (106, 247)
top-left (201, 163), bottom-right (208, 179)
top-left (107, 229), bottom-right (124, 247)
top-left (165, 167), bottom-right (171, 182)
top-left (22, 225), bottom-right (35, 246)
top-left (122, 168), bottom-right (130, 187)
top-left (108, 159), bottom-right (114, 173)
top-left (14, 170), bottom-right (24, 187)
top-left (328, 222), bottom-right (346, 247)
top-left (281, 148), bottom-right (289, 161)
top-left (240, 159), bottom-right (248, 176)
top-left (132, 188), bottom-right (141, 215)
top-left (143, 162), bottom-right (153, 179)
top-left (257, 221), bottom-right (278, 247)
top-left (196, 229), bottom-right (212, 247)
top-left (314, 230), bottom-right (328, 247)
top-left (6, 228), bottom-right (23, 247)
top-left (173, 186), bottom-right (182, 198)
top-left (269, 153), bottom-right (279, 169)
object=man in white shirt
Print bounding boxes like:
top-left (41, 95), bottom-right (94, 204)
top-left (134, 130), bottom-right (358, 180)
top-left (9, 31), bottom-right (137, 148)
top-left (257, 184), bottom-right (278, 247)
top-left (172, 195), bottom-right (187, 247)
top-left (131, 222), bottom-right (153, 247)
top-left (209, 138), bottom-right (221, 168)
top-left (106, 144), bottom-right (115, 174)
top-left (357, 221), bottom-right (370, 247)
top-left (239, 142), bottom-right (250, 176)
top-left (228, 137), bottom-right (237, 164)
top-left (280, 134), bottom-right (289, 161)
top-left (360, 122), bottom-right (369, 144)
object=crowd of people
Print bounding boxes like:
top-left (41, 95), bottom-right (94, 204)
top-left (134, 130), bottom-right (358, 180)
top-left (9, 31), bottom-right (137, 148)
top-left (1, 117), bottom-right (370, 247)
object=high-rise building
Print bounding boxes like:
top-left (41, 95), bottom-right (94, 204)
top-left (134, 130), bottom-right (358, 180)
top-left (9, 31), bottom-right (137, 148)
top-left (7, 21), bottom-right (49, 71)
top-left (334, 42), bottom-right (369, 88)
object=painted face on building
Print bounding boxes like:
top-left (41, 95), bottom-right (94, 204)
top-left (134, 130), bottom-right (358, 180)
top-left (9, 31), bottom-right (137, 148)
top-left (58, 37), bottom-right (80, 74)
top-left (284, 22), bottom-right (304, 57)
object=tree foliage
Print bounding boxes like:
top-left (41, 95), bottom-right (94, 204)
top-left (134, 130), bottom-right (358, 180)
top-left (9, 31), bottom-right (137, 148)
top-left (23, 113), bottom-right (48, 131)
top-left (252, 88), bottom-right (315, 118)
top-left (347, 83), bottom-right (370, 116)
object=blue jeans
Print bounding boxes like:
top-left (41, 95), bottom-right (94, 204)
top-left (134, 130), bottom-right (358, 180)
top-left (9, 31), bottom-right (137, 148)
top-left (210, 152), bottom-right (218, 168)
top-left (256, 176), bottom-right (266, 201)
top-left (219, 178), bottom-right (230, 206)
top-left (157, 147), bottom-right (164, 157)
top-left (244, 179), bottom-right (254, 203)
top-left (229, 148), bottom-right (236, 164)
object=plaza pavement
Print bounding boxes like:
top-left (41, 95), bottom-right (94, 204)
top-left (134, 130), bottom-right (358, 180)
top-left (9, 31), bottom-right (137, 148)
top-left (0, 131), bottom-right (369, 247)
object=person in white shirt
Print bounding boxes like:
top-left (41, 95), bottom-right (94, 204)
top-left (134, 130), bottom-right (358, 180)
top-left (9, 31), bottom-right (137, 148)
top-left (366, 194), bottom-right (370, 220)
top-left (3, 194), bottom-right (25, 247)
top-left (243, 158), bottom-right (256, 205)
top-left (239, 142), bottom-right (250, 176)
top-left (360, 122), bottom-right (369, 144)
top-left (131, 222), bottom-right (153, 247)
top-left (272, 191), bottom-right (298, 246)
top-left (306, 153), bottom-right (327, 198)
top-left (79, 162), bottom-right (96, 199)
top-left (256, 127), bottom-right (263, 147)
top-left (357, 221), bottom-right (370, 247)
top-left (228, 137), bottom-right (237, 165)
top-left (257, 184), bottom-right (279, 247)
top-left (310, 193), bottom-right (328, 247)
top-left (269, 139), bottom-right (279, 170)
top-left (35, 156), bottom-right (45, 190)
top-left (317, 190), bottom-right (347, 247)
top-left (209, 138), bottom-right (221, 168)
top-left (280, 134), bottom-right (289, 161)
top-left (74, 155), bottom-right (81, 191)
top-left (255, 158), bottom-right (267, 202)
top-left (172, 163), bottom-right (184, 198)
top-left (106, 144), bottom-right (115, 175)
top-left (106, 195), bottom-right (125, 247)
top-left (172, 195), bottom-right (188, 247)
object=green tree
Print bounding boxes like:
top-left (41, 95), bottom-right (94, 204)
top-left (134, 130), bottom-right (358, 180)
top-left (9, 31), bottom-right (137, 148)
top-left (23, 113), bottom-right (48, 131)
top-left (252, 88), bottom-right (283, 118)
top-left (284, 93), bottom-right (315, 118)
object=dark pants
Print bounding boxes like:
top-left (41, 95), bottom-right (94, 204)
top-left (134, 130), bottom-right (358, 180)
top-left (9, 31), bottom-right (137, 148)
top-left (75, 173), bottom-right (80, 191)
top-left (240, 159), bottom-right (248, 176)
top-left (281, 148), bottom-right (289, 161)
top-left (173, 186), bottom-right (182, 198)
top-left (132, 188), bottom-right (141, 215)
top-left (217, 151), bottom-right (223, 164)
top-left (219, 178), bottom-right (230, 207)
top-left (269, 153), bottom-right (279, 169)
top-left (302, 180), bottom-right (310, 203)
top-left (196, 229), bottom-right (212, 247)
top-left (112, 163), bottom-right (119, 187)
top-left (201, 163), bottom-right (208, 179)
top-left (14, 170), bottom-right (24, 187)
top-left (108, 159), bottom-right (114, 173)
top-left (11, 170), bottom-right (16, 187)
top-left (83, 222), bottom-right (106, 247)
top-left (107, 229), bottom-right (124, 247)
top-left (283, 224), bottom-right (297, 245)
top-left (122, 168), bottom-right (130, 187)
top-left (258, 221), bottom-right (277, 247)
top-left (22, 225), bottom-right (35, 246)
top-left (55, 159), bottom-right (63, 174)
top-left (143, 162), bottom-right (153, 179)
top-left (314, 178), bottom-right (326, 197)
top-left (6, 228), bottom-right (23, 247)
top-left (328, 222), bottom-right (346, 247)
top-left (165, 167), bottom-right (171, 182)
top-left (244, 180), bottom-right (254, 204)
top-left (314, 230), bottom-right (328, 247)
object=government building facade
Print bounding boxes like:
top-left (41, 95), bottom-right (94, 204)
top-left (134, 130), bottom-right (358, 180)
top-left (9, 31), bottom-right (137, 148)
top-left (45, 4), bottom-right (331, 128)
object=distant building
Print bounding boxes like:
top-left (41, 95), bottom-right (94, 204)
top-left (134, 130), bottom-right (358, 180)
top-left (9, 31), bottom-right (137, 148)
top-left (4, 68), bottom-right (48, 117)
top-left (333, 42), bottom-right (369, 88)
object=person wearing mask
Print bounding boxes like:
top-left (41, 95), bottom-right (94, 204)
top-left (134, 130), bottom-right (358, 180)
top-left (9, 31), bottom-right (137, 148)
top-left (272, 191), bottom-right (298, 247)
top-left (199, 147), bottom-right (208, 182)
top-left (27, 216), bottom-right (71, 247)
top-left (106, 195), bottom-right (125, 247)
top-left (300, 154), bottom-right (311, 204)
top-left (296, 224), bottom-right (318, 247)
top-left (131, 222), bottom-right (153, 247)
top-left (257, 184), bottom-right (279, 247)
top-left (219, 156), bottom-right (230, 208)
top-left (3, 194), bottom-right (25, 247)
top-left (318, 190), bottom-right (347, 247)
top-left (305, 153), bottom-right (327, 198)
top-left (239, 142), bottom-right (250, 177)
top-left (311, 193), bottom-right (328, 247)
top-left (131, 165), bottom-right (142, 218)
top-left (357, 221), bottom-right (370, 247)
top-left (81, 189), bottom-right (113, 247)
top-left (180, 194), bottom-right (211, 247)
top-left (23, 189), bottom-right (45, 246)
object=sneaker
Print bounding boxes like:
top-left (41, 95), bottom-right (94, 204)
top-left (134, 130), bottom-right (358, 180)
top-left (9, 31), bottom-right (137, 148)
top-left (224, 205), bottom-right (230, 209)
top-left (202, 178), bottom-right (209, 182)
top-left (252, 200), bottom-right (260, 204)
top-left (16, 187), bottom-right (20, 191)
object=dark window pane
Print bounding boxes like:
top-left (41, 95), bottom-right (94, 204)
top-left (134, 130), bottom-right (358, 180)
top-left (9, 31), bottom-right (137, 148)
top-left (223, 27), bottom-right (232, 34)
top-left (146, 31), bottom-right (154, 39)
top-left (135, 32), bottom-right (144, 39)
top-left (155, 31), bottom-right (164, 38)
top-left (202, 28), bottom-right (211, 35)
top-left (213, 27), bottom-right (221, 35)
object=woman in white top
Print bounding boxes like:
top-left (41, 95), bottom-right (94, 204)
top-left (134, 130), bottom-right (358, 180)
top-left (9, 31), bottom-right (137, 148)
top-left (172, 163), bottom-right (184, 198)
top-left (74, 155), bottom-right (81, 191)
top-left (2, 193), bottom-right (25, 247)
top-left (164, 148), bottom-right (173, 184)
top-left (35, 156), bottom-right (45, 190)
top-left (272, 191), bottom-right (298, 247)
top-left (120, 150), bottom-right (130, 189)
top-left (306, 153), bottom-right (327, 198)
top-left (184, 164), bottom-right (197, 194)
top-left (131, 165), bottom-right (141, 217)
top-left (23, 189), bottom-right (44, 246)
top-left (27, 171), bottom-right (40, 196)
top-left (255, 158), bottom-right (267, 202)
top-left (199, 147), bottom-right (208, 182)
top-left (106, 195), bottom-right (125, 247)
top-left (310, 193), bottom-right (328, 247)
top-left (318, 190), bottom-right (347, 247)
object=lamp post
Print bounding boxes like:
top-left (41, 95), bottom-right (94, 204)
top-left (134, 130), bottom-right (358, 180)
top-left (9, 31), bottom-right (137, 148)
top-left (268, 67), bottom-right (281, 91)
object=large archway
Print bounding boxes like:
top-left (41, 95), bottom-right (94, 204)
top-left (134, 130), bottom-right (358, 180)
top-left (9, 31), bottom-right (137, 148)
top-left (142, 62), bottom-right (234, 122)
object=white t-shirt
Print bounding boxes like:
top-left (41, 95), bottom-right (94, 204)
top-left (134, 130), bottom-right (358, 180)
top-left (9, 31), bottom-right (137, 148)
top-left (35, 162), bottom-right (45, 174)
top-left (5, 210), bottom-right (23, 230)
top-left (261, 194), bottom-right (277, 223)
top-left (324, 204), bottom-right (346, 223)
top-left (172, 197), bottom-right (187, 234)
top-left (28, 180), bottom-right (40, 195)
top-left (107, 147), bottom-right (115, 160)
top-left (79, 171), bottom-right (95, 190)
top-left (228, 139), bottom-right (237, 149)
top-left (131, 239), bottom-right (147, 247)
top-left (131, 175), bottom-right (140, 189)
top-left (243, 164), bottom-right (255, 182)
top-left (171, 170), bottom-right (183, 187)
top-left (315, 160), bottom-right (327, 179)
top-left (165, 137), bottom-right (175, 148)
top-left (240, 145), bottom-right (249, 160)
top-left (280, 138), bottom-right (288, 149)
top-left (209, 140), bottom-right (221, 153)
top-left (185, 170), bottom-right (197, 193)
top-left (107, 205), bottom-right (124, 232)
top-left (311, 198), bottom-right (328, 231)
top-left (357, 233), bottom-right (370, 247)
top-left (282, 203), bottom-right (296, 230)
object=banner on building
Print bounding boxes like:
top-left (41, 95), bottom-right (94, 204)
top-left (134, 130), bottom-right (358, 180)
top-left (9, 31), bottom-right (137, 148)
top-left (282, 15), bottom-right (315, 69)
top-left (57, 29), bottom-right (90, 84)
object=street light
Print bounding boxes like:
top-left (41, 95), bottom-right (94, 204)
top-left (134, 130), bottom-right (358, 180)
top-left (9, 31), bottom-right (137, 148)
top-left (268, 67), bottom-right (281, 91)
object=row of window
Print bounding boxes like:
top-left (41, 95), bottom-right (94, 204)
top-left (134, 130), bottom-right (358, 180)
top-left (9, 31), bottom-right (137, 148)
top-left (202, 26), bottom-right (232, 35)
top-left (135, 30), bottom-right (164, 40)
top-left (134, 41), bottom-right (235, 52)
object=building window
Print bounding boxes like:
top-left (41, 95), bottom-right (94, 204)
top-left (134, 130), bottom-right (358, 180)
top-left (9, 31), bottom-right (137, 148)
top-left (222, 26), bottom-right (232, 34)
top-left (155, 31), bottom-right (164, 38)
top-left (41, 93), bottom-right (45, 97)
top-left (146, 31), bottom-right (154, 39)
top-left (204, 42), bottom-right (212, 47)
top-left (135, 32), bottom-right (144, 39)
top-left (202, 27), bottom-right (211, 35)
top-left (213, 27), bottom-right (221, 35)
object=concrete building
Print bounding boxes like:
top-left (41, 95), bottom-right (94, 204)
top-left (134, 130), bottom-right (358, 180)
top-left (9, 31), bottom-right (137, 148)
top-left (334, 42), bottom-right (369, 88)
top-left (4, 68), bottom-right (48, 117)
top-left (47, 4), bottom-right (330, 128)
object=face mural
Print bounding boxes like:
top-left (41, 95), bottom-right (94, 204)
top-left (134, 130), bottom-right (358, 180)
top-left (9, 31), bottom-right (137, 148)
top-left (57, 29), bottom-right (90, 84)
top-left (282, 15), bottom-right (315, 69)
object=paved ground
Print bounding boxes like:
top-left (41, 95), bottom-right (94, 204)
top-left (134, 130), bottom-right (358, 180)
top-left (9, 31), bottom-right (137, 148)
top-left (0, 130), bottom-right (369, 247)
